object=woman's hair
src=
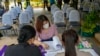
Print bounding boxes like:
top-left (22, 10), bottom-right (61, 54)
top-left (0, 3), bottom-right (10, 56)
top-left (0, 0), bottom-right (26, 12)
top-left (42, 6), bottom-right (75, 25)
top-left (36, 15), bottom-right (50, 33)
top-left (18, 25), bottom-right (36, 43)
top-left (62, 29), bottom-right (79, 56)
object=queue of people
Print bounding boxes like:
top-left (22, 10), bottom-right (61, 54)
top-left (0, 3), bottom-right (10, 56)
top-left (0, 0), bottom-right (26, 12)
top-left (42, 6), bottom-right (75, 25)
top-left (3, 14), bottom-right (91, 56)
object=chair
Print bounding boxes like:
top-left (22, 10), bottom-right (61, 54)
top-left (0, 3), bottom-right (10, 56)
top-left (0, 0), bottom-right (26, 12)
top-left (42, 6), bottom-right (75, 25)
top-left (66, 7), bottom-right (74, 19)
top-left (89, 2), bottom-right (100, 12)
top-left (51, 4), bottom-right (57, 9)
top-left (8, 8), bottom-right (19, 24)
top-left (2, 13), bottom-right (13, 25)
top-left (0, 12), bottom-right (15, 36)
top-left (51, 4), bottom-right (57, 12)
top-left (8, 10), bottom-right (16, 20)
top-left (68, 10), bottom-right (81, 31)
top-left (51, 4), bottom-right (59, 15)
top-left (25, 10), bottom-right (32, 22)
top-left (62, 4), bottom-right (69, 17)
top-left (15, 6), bottom-right (21, 16)
top-left (52, 8), bottom-right (60, 16)
top-left (18, 11), bottom-right (30, 28)
top-left (26, 5), bottom-right (34, 18)
top-left (53, 10), bottom-right (66, 27)
top-left (82, 0), bottom-right (91, 12)
top-left (9, 8), bottom-right (18, 20)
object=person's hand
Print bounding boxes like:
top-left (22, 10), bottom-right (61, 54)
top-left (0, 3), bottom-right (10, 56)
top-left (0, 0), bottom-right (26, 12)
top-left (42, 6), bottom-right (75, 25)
top-left (32, 39), bottom-right (49, 49)
top-left (41, 43), bottom-right (49, 50)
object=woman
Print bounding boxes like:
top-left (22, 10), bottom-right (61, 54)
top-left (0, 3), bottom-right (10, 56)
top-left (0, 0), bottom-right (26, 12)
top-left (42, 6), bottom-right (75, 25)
top-left (35, 15), bottom-right (58, 42)
top-left (56, 29), bottom-right (91, 56)
top-left (4, 25), bottom-right (43, 56)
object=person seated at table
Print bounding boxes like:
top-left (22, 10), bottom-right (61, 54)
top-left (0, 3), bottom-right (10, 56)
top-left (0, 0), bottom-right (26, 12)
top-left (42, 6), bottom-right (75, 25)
top-left (35, 15), bottom-right (58, 42)
top-left (4, 25), bottom-right (47, 56)
top-left (56, 29), bottom-right (91, 56)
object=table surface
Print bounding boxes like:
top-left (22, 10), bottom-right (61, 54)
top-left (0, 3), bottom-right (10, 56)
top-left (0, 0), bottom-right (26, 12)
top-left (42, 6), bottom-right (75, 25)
top-left (43, 41), bottom-right (99, 56)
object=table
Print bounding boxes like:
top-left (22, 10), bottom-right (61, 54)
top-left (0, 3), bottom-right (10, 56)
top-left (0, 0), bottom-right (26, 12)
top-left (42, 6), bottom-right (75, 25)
top-left (44, 41), bottom-right (99, 56)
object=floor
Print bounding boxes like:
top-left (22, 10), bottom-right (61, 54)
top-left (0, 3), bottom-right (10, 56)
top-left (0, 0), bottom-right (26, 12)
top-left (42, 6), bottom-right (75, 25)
top-left (0, 8), bottom-right (100, 56)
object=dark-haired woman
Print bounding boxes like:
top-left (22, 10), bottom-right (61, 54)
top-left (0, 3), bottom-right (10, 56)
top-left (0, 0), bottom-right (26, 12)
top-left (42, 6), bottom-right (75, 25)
top-left (35, 15), bottom-right (58, 42)
top-left (56, 29), bottom-right (91, 56)
top-left (4, 25), bottom-right (43, 56)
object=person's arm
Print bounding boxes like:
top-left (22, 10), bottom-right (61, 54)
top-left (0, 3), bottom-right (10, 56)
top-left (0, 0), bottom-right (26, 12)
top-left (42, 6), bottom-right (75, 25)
top-left (33, 38), bottom-right (49, 49)
top-left (53, 24), bottom-right (58, 36)
top-left (34, 31), bottom-right (49, 49)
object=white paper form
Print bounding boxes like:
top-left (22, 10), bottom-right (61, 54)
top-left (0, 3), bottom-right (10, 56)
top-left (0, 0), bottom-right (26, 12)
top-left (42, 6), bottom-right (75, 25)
top-left (79, 49), bottom-right (99, 56)
top-left (43, 41), bottom-right (64, 56)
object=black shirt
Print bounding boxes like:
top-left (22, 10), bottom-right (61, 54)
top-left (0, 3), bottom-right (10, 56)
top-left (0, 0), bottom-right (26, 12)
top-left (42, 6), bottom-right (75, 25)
top-left (4, 43), bottom-right (42, 56)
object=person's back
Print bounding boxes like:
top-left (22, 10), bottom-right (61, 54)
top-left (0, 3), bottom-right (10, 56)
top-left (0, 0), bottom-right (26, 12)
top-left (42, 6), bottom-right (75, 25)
top-left (5, 44), bottom-right (42, 56)
top-left (56, 29), bottom-right (92, 56)
top-left (4, 25), bottom-right (42, 56)
top-left (56, 48), bottom-right (92, 56)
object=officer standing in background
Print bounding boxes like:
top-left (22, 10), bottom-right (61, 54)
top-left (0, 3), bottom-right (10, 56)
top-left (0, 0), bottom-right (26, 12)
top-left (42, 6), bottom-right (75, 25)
top-left (43, 0), bottom-right (48, 10)
top-left (63, 0), bottom-right (70, 4)
top-left (57, 0), bottom-right (62, 9)
top-left (71, 0), bottom-right (78, 9)
top-left (17, 0), bottom-right (22, 9)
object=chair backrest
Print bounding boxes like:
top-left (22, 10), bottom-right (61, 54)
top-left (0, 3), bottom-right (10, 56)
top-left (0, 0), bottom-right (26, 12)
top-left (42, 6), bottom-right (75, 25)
top-left (7, 11), bottom-right (16, 20)
top-left (53, 10), bottom-right (65, 24)
top-left (52, 8), bottom-right (60, 15)
top-left (69, 10), bottom-right (80, 22)
top-left (19, 11), bottom-right (30, 24)
top-left (82, 0), bottom-right (91, 11)
top-left (26, 5), bottom-right (34, 17)
top-left (66, 7), bottom-right (74, 19)
top-left (2, 12), bottom-right (13, 25)
top-left (15, 6), bottom-right (21, 14)
top-left (11, 8), bottom-right (18, 17)
top-left (89, 2), bottom-right (100, 11)
top-left (51, 4), bottom-right (57, 11)
top-left (25, 10), bottom-right (32, 21)
top-left (62, 4), bottom-right (69, 13)
top-left (8, 9), bottom-right (17, 20)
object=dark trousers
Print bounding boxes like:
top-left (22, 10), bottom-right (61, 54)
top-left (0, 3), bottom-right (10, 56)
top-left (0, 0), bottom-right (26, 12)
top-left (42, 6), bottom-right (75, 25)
top-left (57, 2), bottom-right (62, 9)
top-left (43, 1), bottom-right (48, 9)
top-left (17, 2), bottom-right (22, 9)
